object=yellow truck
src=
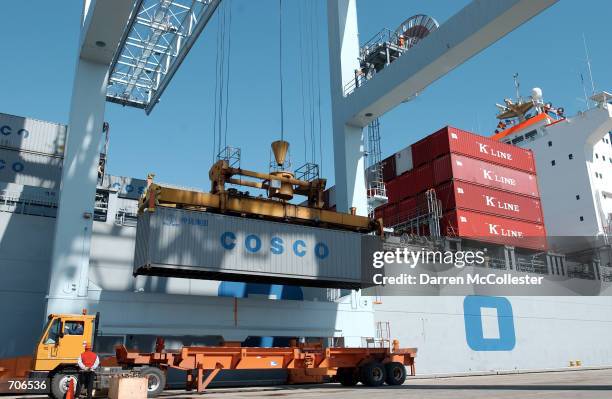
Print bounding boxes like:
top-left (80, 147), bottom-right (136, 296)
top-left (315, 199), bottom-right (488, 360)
top-left (1, 311), bottom-right (417, 398)
top-left (0, 311), bottom-right (164, 398)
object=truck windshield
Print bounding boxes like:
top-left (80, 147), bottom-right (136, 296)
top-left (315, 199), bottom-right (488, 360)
top-left (44, 319), bottom-right (61, 345)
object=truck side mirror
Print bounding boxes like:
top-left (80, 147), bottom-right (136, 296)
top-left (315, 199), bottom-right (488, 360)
top-left (59, 331), bottom-right (65, 339)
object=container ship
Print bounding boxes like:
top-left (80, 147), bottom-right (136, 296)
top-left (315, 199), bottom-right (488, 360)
top-left (323, 88), bottom-right (612, 373)
top-left (1, 86), bottom-right (611, 379)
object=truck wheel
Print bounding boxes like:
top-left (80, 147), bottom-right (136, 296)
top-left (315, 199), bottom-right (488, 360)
top-left (337, 367), bottom-right (359, 386)
top-left (139, 366), bottom-right (166, 397)
top-left (50, 372), bottom-right (78, 399)
top-left (360, 362), bottom-right (386, 387)
top-left (384, 362), bottom-right (406, 385)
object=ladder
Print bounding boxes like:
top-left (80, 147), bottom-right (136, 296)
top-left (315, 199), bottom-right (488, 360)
top-left (366, 118), bottom-right (388, 218)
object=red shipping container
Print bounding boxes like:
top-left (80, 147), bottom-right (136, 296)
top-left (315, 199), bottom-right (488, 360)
top-left (382, 202), bottom-right (399, 227)
top-left (442, 209), bottom-right (547, 251)
top-left (381, 155), bottom-right (397, 182)
top-left (444, 126), bottom-right (535, 173)
top-left (385, 179), bottom-right (402, 203)
top-left (412, 126), bottom-right (536, 172)
top-left (397, 196), bottom-right (417, 224)
top-left (433, 154), bottom-right (540, 197)
top-left (433, 181), bottom-right (544, 223)
top-left (411, 134), bottom-right (438, 168)
top-left (389, 162), bottom-right (434, 201)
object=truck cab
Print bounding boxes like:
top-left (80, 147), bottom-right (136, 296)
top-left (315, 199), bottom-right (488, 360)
top-left (33, 313), bottom-right (97, 373)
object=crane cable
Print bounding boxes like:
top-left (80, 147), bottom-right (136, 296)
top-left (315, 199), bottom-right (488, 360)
top-left (212, 1), bottom-right (232, 162)
top-left (279, 0), bottom-right (285, 142)
top-left (223, 0), bottom-right (233, 150)
top-left (212, 7), bottom-right (221, 161)
top-left (314, 1), bottom-right (323, 175)
top-left (298, 1), bottom-right (307, 163)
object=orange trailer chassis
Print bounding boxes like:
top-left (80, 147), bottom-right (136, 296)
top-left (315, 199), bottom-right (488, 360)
top-left (115, 340), bottom-right (417, 392)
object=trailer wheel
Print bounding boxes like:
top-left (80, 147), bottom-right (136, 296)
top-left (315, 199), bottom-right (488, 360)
top-left (384, 362), bottom-right (406, 385)
top-left (139, 366), bottom-right (166, 397)
top-left (337, 367), bottom-right (359, 386)
top-left (359, 362), bottom-right (386, 387)
top-left (50, 372), bottom-right (78, 399)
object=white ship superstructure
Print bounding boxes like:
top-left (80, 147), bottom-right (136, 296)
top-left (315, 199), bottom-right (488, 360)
top-left (492, 90), bottom-right (612, 241)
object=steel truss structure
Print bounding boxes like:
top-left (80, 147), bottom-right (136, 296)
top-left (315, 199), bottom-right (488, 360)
top-left (107, 0), bottom-right (221, 113)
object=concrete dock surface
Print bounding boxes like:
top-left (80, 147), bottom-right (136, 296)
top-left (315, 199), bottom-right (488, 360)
top-left (4, 368), bottom-right (612, 399)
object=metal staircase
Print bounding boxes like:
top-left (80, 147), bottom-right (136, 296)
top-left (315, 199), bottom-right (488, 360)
top-left (365, 118), bottom-right (388, 218)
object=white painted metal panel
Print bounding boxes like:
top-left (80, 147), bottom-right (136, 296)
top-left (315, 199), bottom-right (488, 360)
top-left (101, 175), bottom-right (147, 199)
top-left (0, 149), bottom-right (62, 189)
top-left (0, 113), bottom-right (67, 156)
top-left (395, 146), bottom-right (413, 175)
top-left (134, 207), bottom-right (378, 288)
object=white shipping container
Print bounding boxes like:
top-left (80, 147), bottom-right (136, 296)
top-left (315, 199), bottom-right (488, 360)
top-left (134, 207), bottom-right (381, 289)
top-left (102, 174), bottom-right (147, 200)
top-left (395, 145), bottom-right (413, 175)
top-left (0, 182), bottom-right (58, 202)
top-left (0, 149), bottom-right (62, 189)
top-left (0, 113), bottom-right (67, 156)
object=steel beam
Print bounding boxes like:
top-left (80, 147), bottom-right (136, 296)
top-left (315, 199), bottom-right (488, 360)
top-left (326, 0), bottom-right (557, 219)
top-left (46, 1), bottom-right (135, 312)
top-left (341, 0), bottom-right (558, 128)
top-left (106, 0), bottom-right (221, 113)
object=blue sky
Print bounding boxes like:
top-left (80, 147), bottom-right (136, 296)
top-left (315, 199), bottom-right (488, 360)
top-left (1, 1), bottom-right (611, 189)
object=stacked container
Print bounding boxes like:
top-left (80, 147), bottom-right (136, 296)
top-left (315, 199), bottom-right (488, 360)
top-left (375, 126), bottom-right (547, 251)
top-left (0, 113), bottom-right (66, 190)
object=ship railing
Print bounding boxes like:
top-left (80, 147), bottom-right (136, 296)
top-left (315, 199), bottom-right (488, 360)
top-left (115, 207), bottom-right (139, 227)
top-left (94, 192), bottom-right (109, 222)
top-left (566, 262), bottom-right (598, 280)
top-left (343, 73), bottom-right (370, 97)
top-left (486, 257), bottom-right (508, 270)
top-left (0, 192), bottom-right (57, 218)
top-left (344, 28), bottom-right (407, 96)
top-left (515, 256), bottom-right (548, 275)
top-left (362, 337), bottom-right (391, 349)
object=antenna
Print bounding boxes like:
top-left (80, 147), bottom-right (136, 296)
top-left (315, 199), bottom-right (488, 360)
top-left (513, 73), bottom-right (521, 102)
top-left (580, 72), bottom-right (589, 110)
top-left (583, 33), bottom-right (596, 97)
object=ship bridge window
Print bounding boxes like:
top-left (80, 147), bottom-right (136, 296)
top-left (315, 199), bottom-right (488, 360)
top-left (568, 154), bottom-right (573, 160)
top-left (596, 153), bottom-right (599, 159)
top-left (511, 136), bottom-right (524, 144)
top-left (525, 130), bottom-right (537, 140)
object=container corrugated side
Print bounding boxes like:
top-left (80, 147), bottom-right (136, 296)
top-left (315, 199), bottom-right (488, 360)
top-left (444, 126), bottom-right (536, 173)
top-left (409, 126), bottom-right (536, 172)
top-left (394, 146), bottom-right (413, 175)
top-left (434, 181), bottom-right (544, 223)
top-left (0, 113), bottom-right (67, 156)
top-left (381, 155), bottom-right (397, 182)
top-left (433, 154), bottom-right (540, 197)
top-left (0, 148), bottom-right (62, 189)
top-left (388, 163), bottom-right (434, 202)
top-left (442, 209), bottom-right (547, 251)
top-left (134, 207), bottom-right (380, 288)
